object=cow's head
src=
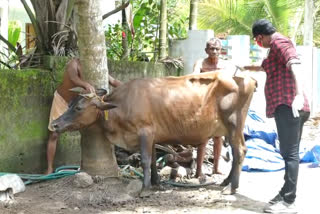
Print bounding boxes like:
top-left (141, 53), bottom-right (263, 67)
top-left (51, 88), bottom-right (117, 133)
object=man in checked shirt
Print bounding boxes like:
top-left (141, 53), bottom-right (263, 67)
top-left (243, 19), bottom-right (310, 214)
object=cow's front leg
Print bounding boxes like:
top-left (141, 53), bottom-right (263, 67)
top-left (140, 134), bottom-right (153, 188)
top-left (151, 143), bottom-right (160, 185)
top-left (139, 132), bottom-right (154, 197)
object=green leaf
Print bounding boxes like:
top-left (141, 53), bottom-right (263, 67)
top-left (0, 34), bottom-right (16, 53)
top-left (8, 21), bottom-right (22, 48)
top-left (21, 0), bottom-right (44, 52)
top-left (66, 0), bottom-right (75, 22)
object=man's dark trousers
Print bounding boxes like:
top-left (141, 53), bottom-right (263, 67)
top-left (274, 104), bottom-right (310, 204)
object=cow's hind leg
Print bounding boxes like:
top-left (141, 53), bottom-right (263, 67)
top-left (221, 130), bottom-right (246, 195)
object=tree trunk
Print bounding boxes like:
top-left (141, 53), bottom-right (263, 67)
top-left (158, 0), bottom-right (167, 60)
top-left (75, 0), bottom-right (118, 177)
top-left (80, 123), bottom-right (118, 176)
top-left (121, 0), bottom-right (129, 60)
top-left (189, 0), bottom-right (198, 30)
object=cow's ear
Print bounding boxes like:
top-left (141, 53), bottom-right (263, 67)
top-left (92, 98), bottom-right (117, 110)
top-left (69, 87), bottom-right (85, 94)
top-left (95, 88), bottom-right (108, 96)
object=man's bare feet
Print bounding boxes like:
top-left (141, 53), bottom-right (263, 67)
top-left (44, 168), bottom-right (54, 175)
top-left (213, 170), bottom-right (223, 175)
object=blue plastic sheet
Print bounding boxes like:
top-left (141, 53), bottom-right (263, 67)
top-left (243, 109), bottom-right (278, 147)
top-left (300, 144), bottom-right (320, 163)
top-left (242, 109), bottom-right (320, 172)
top-left (242, 138), bottom-right (284, 172)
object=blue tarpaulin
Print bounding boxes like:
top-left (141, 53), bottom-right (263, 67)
top-left (242, 109), bottom-right (320, 172)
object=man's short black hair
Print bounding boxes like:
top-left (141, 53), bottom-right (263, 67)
top-left (252, 19), bottom-right (276, 38)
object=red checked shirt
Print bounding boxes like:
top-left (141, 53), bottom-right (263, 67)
top-left (261, 33), bottom-right (310, 118)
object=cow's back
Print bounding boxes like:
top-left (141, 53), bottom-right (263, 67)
top-left (105, 72), bottom-right (256, 149)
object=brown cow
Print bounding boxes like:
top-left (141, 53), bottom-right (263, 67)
top-left (51, 71), bottom-right (256, 195)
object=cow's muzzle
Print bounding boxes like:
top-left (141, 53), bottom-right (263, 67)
top-left (51, 122), bottom-right (59, 132)
top-left (50, 121), bottom-right (65, 133)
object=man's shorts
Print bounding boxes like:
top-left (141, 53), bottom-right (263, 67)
top-left (48, 91), bottom-right (68, 131)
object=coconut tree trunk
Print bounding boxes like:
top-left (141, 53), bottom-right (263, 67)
top-left (158, 0), bottom-right (167, 60)
top-left (74, 0), bottom-right (118, 177)
top-left (189, 0), bottom-right (198, 30)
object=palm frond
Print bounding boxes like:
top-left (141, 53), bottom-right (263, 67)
top-left (198, 0), bottom-right (253, 35)
top-left (198, 0), bottom-right (304, 39)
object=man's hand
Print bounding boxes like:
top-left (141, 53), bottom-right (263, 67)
top-left (83, 82), bottom-right (95, 93)
top-left (292, 94), bottom-right (304, 118)
top-left (235, 65), bottom-right (245, 71)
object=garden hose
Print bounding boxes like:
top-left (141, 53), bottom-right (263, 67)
top-left (0, 165), bottom-right (80, 185)
top-left (162, 180), bottom-right (217, 188)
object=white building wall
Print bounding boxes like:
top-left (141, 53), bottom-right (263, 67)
top-left (0, 0), bottom-right (9, 51)
top-left (169, 30), bottom-right (215, 74)
top-left (226, 35), bottom-right (251, 66)
top-left (296, 46), bottom-right (319, 116)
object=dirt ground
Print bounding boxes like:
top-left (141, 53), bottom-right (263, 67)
top-left (1, 115), bottom-right (320, 214)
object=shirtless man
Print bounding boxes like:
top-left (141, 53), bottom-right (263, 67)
top-left (193, 38), bottom-right (230, 175)
top-left (45, 58), bottom-right (122, 174)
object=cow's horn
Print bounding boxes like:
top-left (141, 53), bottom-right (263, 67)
top-left (69, 87), bottom-right (85, 94)
top-left (81, 93), bottom-right (96, 99)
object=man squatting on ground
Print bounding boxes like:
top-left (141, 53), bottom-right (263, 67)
top-left (243, 19), bottom-right (310, 214)
top-left (45, 58), bottom-right (122, 175)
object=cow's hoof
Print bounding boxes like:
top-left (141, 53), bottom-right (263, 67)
top-left (151, 177), bottom-right (160, 186)
top-left (221, 184), bottom-right (237, 195)
top-left (198, 174), bottom-right (207, 184)
top-left (220, 178), bottom-right (230, 187)
top-left (152, 184), bottom-right (165, 191)
top-left (139, 189), bottom-right (153, 198)
top-left (195, 171), bottom-right (206, 179)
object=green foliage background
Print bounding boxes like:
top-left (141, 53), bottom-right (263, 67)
top-left (105, 0), bottom-right (189, 61)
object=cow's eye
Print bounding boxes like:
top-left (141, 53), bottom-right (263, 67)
top-left (75, 106), bottom-right (82, 111)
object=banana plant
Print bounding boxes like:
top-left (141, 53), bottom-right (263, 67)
top-left (0, 21), bottom-right (22, 69)
top-left (8, 21), bottom-right (22, 48)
